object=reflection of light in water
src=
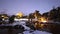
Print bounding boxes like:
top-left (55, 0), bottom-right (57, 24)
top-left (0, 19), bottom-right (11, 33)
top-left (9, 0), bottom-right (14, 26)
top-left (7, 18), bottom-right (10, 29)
top-left (40, 24), bottom-right (44, 27)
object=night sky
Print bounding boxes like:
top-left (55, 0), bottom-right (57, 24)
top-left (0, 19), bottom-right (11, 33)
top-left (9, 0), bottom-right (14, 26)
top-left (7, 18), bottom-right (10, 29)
top-left (0, 0), bottom-right (60, 15)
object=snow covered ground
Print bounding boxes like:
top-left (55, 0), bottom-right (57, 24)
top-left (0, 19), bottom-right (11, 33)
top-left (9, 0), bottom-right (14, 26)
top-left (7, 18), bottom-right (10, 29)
top-left (23, 30), bottom-right (52, 34)
top-left (16, 21), bottom-right (52, 34)
top-left (0, 21), bottom-right (52, 34)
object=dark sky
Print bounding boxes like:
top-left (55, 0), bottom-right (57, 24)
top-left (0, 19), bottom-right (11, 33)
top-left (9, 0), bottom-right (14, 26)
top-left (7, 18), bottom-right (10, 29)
top-left (0, 0), bottom-right (60, 15)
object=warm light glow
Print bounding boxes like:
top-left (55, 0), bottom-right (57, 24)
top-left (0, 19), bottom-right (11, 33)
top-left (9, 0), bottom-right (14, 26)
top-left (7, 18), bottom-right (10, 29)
top-left (2, 15), bottom-right (5, 17)
top-left (40, 24), bottom-right (44, 27)
top-left (40, 17), bottom-right (47, 22)
top-left (16, 12), bottom-right (23, 17)
top-left (42, 20), bottom-right (47, 22)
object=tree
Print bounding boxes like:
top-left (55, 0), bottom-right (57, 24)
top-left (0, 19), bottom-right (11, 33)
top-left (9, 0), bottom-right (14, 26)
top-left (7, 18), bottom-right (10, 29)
top-left (48, 6), bottom-right (60, 21)
top-left (42, 12), bottom-right (49, 18)
top-left (34, 10), bottom-right (41, 18)
top-left (56, 7), bottom-right (60, 21)
top-left (9, 15), bottom-right (16, 23)
top-left (29, 13), bottom-right (35, 19)
top-left (48, 7), bottom-right (57, 20)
